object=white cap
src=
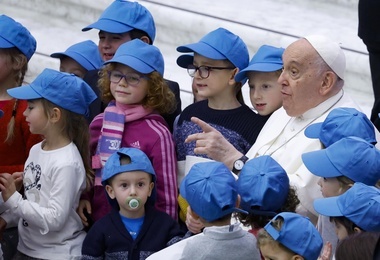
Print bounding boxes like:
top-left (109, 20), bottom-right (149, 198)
top-left (304, 35), bottom-right (346, 80)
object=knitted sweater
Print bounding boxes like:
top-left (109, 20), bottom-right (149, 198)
top-left (0, 99), bottom-right (42, 174)
top-left (82, 206), bottom-right (184, 260)
top-left (174, 100), bottom-right (269, 160)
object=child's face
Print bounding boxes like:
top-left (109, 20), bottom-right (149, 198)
top-left (106, 171), bottom-right (154, 218)
top-left (0, 49), bottom-right (15, 85)
top-left (98, 31), bottom-right (132, 61)
top-left (59, 57), bottom-right (87, 79)
top-left (334, 221), bottom-right (350, 241)
top-left (317, 177), bottom-right (343, 197)
top-left (260, 242), bottom-right (298, 260)
top-left (23, 100), bottom-right (49, 135)
top-left (191, 53), bottom-right (237, 103)
top-left (191, 78), bottom-right (207, 103)
top-left (110, 64), bottom-right (149, 105)
top-left (248, 71), bottom-right (282, 116)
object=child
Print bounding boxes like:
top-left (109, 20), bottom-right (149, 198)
top-left (82, 147), bottom-right (184, 259)
top-left (235, 45), bottom-right (285, 116)
top-left (82, 0), bottom-right (181, 130)
top-left (257, 212), bottom-right (323, 260)
top-left (50, 40), bottom-right (103, 79)
top-left (179, 161), bottom-right (261, 260)
top-left (236, 155), bottom-right (300, 236)
top-left (304, 107), bottom-right (377, 148)
top-left (313, 182), bottom-right (380, 241)
top-left (79, 39), bottom-right (178, 226)
top-left (0, 68), bottom-right (97, 259)
top-left (0, 14), bottom-right (42, 259)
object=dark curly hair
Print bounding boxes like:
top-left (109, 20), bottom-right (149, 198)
top-left (236, 186), bottom-right (300, 229)
top-left (97, 63), bottom-right (176, 114)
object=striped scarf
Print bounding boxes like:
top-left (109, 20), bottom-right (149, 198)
top-left (92, 101), bottom-right (153, 186)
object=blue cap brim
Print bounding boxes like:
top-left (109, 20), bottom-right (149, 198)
top-left (302, 150), bottom-right (342, 178)
top-left (7, 85), bottom-right (42, 100)
top-left (177, 42), bottom-right (226, 60)
top-left (304, 122), bottom-right (323, 139)
top-left (51, 52), bottom-right (95, 71)
top-left (104, 55), bottom-right (155, 75)
top-left (0, 36), bottom-right (14, 48)
top-left (313, 196), bottom-right (343, 217)
top-left (82, 19), bottom-right (134, 33)
top-left (235, 63), bottom-right (283, 83)
top-left (177, 55), bottom-right (193, 68)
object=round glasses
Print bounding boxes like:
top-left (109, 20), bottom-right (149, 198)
top-left (187, 64), bottom-right (235, 79)
top-left (108, 70), bottom-right (148, 86)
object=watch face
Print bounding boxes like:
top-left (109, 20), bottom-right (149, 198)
top-left (234, 160), bottom-right (244, 170)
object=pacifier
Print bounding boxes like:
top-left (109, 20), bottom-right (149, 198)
top-left (127, 198), bottom-right (140, 209)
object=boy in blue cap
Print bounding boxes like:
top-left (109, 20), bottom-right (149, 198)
top-left (179, 161), bottom-right (261, 260)
top-left (50, 40), bottom-right (103, 79)
top-left (235, 45), bottom-right (285, 116)
top-left (314, 182), bottom-right (380, 241)
top-left (257, 212), bottom-right (323, 260)
top-left (82, 148), bottom-right (184, 259)
top-left (81, 0), bottom-right (181, 129)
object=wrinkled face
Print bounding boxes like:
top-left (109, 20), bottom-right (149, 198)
top-left (106, 171), bottom-right (154, 218)
top-left (98, 31), bottom-right (132, 61)
top-left (59, 56), bottom-right (87, 79)
top-left (278, 39), bottom-right (324, 117)
top-left (248, 71), bottom-right (282, 116)
top-left (260, 242), bottom-right (297, 260)
top-left (23, 99), bottom-right (49, 135)
top-left (109, 63), bottom-right (149, 105)
top-left (191, 53), bottom-right (237, 102)
top-left (317, 177), bottom-right (343, 197)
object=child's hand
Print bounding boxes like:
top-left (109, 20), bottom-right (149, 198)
top-left (12, 171), bottom-right (24, 191)
top-left (77, 200), bottom-right (92, 227)
top-left (0, 173), bottom-right (17, 202)
top-left (318, 241), bottom-right (332, 260)
top-left (186, 206), bottom-right (204, 234)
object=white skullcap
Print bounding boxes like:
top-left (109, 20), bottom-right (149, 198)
top-left (304, 35), bottom-right (346, 80)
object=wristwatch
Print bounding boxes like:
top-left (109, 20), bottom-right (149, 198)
top-left (232, 155), bottom-right (249, 174)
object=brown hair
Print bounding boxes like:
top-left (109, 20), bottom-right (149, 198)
top-left (41, 99), bottom-right (93, 190)
top-left (98, 63), bottom-right (176, 114)
top-left (237, 186), bottom-right (300, 229)
top-left (2, 47), bottom-right (28, 143)
top-left (335, 232), bottom-right (380, 260)
top-left (331, 216), bottom-right (360, 235)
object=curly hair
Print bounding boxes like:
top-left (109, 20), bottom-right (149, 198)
top-left (237, 186), bottom-right (300, 229)
top-left (97, 63), bottom-right (176, 114)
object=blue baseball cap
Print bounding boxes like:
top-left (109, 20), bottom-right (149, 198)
top-left (82, 0), bottom-right (156, 43)
top-left (102, 147), bottom-right (156, 185)
top-left (314, 182), bottom-right (380, 232)
top-left (302, 136), bottom-right (380, 186)
top-left (237, 156), bottom-right (289, 216)
top-left (180, 161), bottom-right (247, 222)
top-left (176, 54), bottom-right (193, 68)
top-left (177, 27), bottom-right (249, 83)
top-left (104, 39), bottom-right (164, 76)
top-left (7, 68), bottom-right (97, 116)
top-left (50, 40), bottom-right (103, 71)
top-left (305, 107), bottom-right (376, 147)
top-left (264, 212), bottom-right (323, 260)
top-left (0, 15), bottom-right (36, 61)
top-left (235, 45), bottom-right (285, 83)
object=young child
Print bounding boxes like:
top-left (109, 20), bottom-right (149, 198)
top-left (179, 161), bottom-right (261, 260)
top-left (257, 212), bottom-right (323, 260)
top-left (235, 45), bottom-right (285, 116)
top-left (0, 14), bottom-right (42, 259)
top-left (82, 147), bottom-right (184, 259)
top-left (82, 0), bottom-right (181, 129)
top-left (50, 40), bottom-right (103, 79)
top-left (0, 68), bottom-right (97, 259)
top-left (236, 155), bottom-right (300, 236)
top-left (79, 39), bottom-right (178, 226)
top-left (313, 182), bottom-right (380, 241)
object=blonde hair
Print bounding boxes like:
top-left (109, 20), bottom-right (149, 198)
top-left (2, 47), bottom-right (28, 143)
top-left (97, 63), bottom-right (176, 114)
top-left (40, 99), bottom-right (93, 190)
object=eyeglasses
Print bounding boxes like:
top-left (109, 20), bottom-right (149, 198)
top-left (187, 64), bottom-right (235, 79)
top-left (108, 70), bottom-right (148, 86)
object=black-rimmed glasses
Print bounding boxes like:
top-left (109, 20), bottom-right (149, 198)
top-left (187, 64), bottom-right (235, 79)
top-left (108, 70), bottom-right (148, 86)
